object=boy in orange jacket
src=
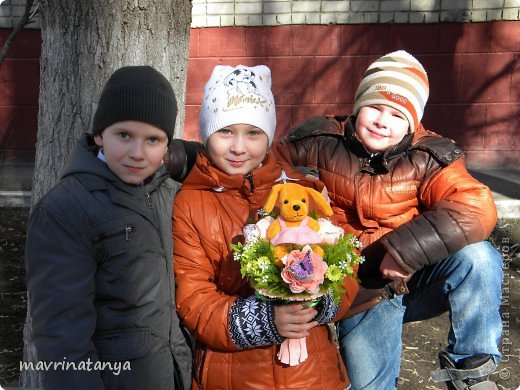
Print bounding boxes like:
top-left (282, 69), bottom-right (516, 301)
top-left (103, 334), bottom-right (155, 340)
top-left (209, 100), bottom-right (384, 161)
top-left (275, 51), bottom-right (502, 390)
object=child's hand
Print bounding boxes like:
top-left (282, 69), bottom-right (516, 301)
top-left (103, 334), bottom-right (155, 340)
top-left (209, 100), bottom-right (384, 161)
top-left (380, 253), bottom-right (410, 281)
top-left (274, 303), bottom-right (318, 339)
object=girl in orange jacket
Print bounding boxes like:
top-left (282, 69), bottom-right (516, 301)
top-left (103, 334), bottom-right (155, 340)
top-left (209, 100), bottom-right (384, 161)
top-left (173, 65), bottom-right (358, 389)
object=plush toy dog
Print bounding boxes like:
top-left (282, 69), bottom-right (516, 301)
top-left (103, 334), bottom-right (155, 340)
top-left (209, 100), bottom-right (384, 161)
top-left (263, 182), bottom-right (333, 260)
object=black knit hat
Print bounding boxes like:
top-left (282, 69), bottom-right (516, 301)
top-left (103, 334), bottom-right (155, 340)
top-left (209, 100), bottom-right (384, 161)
top-left (92, 66), bottom-right (177, 142)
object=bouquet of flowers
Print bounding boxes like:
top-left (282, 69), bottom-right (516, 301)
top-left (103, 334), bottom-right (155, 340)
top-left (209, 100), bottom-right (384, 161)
top-left (232, 182), bottom-right (363, 366)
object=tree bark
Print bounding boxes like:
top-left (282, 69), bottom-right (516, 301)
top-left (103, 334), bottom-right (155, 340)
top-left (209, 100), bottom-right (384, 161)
top-left (21, 0), bottom-right (191, 386)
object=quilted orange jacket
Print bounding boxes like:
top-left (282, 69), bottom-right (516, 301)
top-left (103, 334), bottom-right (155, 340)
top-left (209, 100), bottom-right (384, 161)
top-left (173, 151), bottom-right (358, 389)
top-left (275, 115), bottom-right (497, 288)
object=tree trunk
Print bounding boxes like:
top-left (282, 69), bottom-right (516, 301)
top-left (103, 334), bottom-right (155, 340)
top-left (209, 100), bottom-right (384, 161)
top-left (21, 0), bottom-right (191, 386)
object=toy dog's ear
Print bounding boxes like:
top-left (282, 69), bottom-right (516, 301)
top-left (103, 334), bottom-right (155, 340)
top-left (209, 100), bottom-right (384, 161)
top-left (306, 187), bottom-right (333, 217)
top-left (264, 184), bottom-right (283, 213)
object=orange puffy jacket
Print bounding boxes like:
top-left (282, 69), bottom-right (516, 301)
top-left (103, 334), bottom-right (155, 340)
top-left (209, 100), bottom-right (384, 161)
top-left (173, 151), bottom-right (358, 389)
top-left (276, 116), bottom-right (497, 288)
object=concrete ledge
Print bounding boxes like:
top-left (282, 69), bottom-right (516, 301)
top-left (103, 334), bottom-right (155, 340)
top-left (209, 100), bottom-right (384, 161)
top-left (495, 198), bottom-right (520, 219)
top-left (0, 191), bottom-right (32, 208)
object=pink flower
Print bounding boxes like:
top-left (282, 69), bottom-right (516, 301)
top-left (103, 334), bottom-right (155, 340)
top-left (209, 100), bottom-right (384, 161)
top-left (281, 245), bottom-right (328, 294)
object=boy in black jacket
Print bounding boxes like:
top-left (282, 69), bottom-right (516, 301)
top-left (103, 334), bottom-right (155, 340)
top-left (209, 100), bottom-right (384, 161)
top-left (25, 66), bottom-right (192, 389)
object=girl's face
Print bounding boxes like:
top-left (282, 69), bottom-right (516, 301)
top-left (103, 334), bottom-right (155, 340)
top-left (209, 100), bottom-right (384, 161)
top-left (206, 124), bottom-right (269, 176)
top-left (355, 104), bottom-right (409, 153)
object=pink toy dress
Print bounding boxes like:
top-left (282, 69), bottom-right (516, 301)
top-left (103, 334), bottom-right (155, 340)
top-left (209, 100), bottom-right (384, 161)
top-left (270, 216), bottom-right (322, 246)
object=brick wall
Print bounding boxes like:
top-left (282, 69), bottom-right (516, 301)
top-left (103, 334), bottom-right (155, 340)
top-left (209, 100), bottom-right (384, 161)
top-left (191, 0), bottom-right (520, 26)
top-left (0, 28), bottom-right (39, 161)
top-left (1, 0), bottom-right (519, 28)
top-left (184, 22), bottom-right (520, 167)
top-left (0, 0), bottom-right (40, 162)
top-left (0, 0), bottom-right (40, 29)
top-left (1, 1), bottom-right (519, 167)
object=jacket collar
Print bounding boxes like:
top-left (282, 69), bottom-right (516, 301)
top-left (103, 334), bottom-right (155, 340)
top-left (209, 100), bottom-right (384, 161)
top-left (344, 116), bottom-right (413, 174)
top-left (61, 134), bottom-right (169, 214)
top-left (182, 150), bottom-right (289, 196)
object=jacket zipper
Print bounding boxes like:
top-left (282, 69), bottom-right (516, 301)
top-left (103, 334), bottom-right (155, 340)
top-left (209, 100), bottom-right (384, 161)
top-left (93, 225), bottom-right (135, 242)
top-left (369, 174), bottom-right (374, 217)
top-left (195, 346), bottom-right (207, 388)
top-left (244, 172), bottom-right (255, 193)
top-left (125, 225), bottom-right (135, 240)
top-left (360, 152), bottom-right (375, 170)
top-left (139, 183), bottom-right (153, 208)
top-left (145, 192), bottom-right (153, 208)
top-left (325, 325), bottom-right (347, 382)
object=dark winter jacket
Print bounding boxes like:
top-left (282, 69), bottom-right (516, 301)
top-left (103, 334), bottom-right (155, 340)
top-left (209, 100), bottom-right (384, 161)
top-left (25, 135), bottom-right (192, 390)
top-left (275, 116), bottom-right (497, 288)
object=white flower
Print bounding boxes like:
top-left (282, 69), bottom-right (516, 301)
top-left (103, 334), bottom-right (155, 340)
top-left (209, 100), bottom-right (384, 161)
top-left (317, 218), bottom-right (344, 245)
top-left (350, 235), bottom-right (363, 248)
top-left (258, 257), bottom-right (270, 272)
top-left (243, 224), bottom-right (260, 243)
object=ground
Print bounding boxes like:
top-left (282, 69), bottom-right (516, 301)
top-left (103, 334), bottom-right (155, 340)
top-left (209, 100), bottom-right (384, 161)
top-left (0, 208), bottom-right (519, 389)
top-left (0, 208), bottom-right (28, 388)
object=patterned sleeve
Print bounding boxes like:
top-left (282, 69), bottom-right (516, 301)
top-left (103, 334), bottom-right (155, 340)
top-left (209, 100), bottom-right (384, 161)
top-left (314, 293), bottom-right (339, 325)
top-left (229, 296), bottom-right (284, 349)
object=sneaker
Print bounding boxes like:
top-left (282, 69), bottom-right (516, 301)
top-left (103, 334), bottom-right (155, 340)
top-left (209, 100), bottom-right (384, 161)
top-left (433, 352), bottom-right (498, 389)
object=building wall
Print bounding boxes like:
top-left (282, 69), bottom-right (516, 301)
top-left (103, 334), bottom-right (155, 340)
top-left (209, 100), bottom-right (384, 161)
top-left (185, 21), bottom-right (520, 167)
top-left (191, 0), bottom-right (520, 26)
top-left (1, 1), bottom-right (519, 167)
top-left (0, 27), bottom-right (39, 162)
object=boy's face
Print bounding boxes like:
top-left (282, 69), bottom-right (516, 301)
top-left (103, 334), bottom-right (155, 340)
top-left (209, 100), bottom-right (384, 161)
top-left (355, 105), bottom-right (409, 153)
top-left (206, 123), bottom-right (269, 176)
top-left (94, 121), bottom-right (168, 184)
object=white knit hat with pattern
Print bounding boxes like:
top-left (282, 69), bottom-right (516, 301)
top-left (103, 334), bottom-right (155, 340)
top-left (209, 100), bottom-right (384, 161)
top-left (353, 50), bottom-right (429, 133)
top-left (199, 64), bottom-right (276, 145)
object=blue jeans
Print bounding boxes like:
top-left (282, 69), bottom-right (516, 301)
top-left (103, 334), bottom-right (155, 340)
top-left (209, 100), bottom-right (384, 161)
top-left (337, 241), bottom-right (503, 390)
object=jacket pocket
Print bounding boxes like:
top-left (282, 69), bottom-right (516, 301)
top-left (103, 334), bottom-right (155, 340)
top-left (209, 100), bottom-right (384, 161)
top-left (93, 328), bottom-right (151, 361)
top-left (92, 218), bottom-right (144, 263)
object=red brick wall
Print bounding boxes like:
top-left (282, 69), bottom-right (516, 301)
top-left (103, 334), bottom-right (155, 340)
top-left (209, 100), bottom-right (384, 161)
top-left (0, 29), bottom-right (40, 162)
top-left (186, 21), bottom-right (520, 168)
top-left (1, 22), bottom-right (519, 168)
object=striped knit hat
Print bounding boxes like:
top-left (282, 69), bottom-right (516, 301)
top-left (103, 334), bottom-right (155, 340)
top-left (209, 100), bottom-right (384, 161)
top-left (353, 50), bottom-right (429, 133)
